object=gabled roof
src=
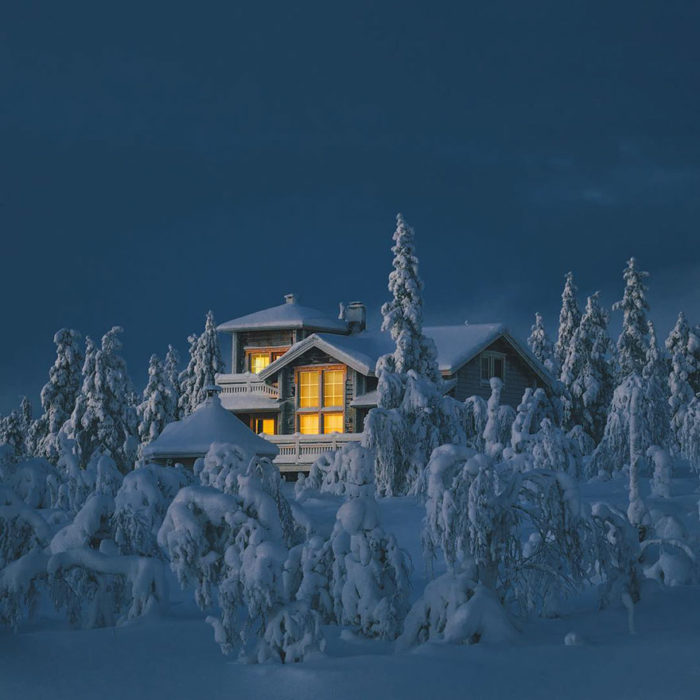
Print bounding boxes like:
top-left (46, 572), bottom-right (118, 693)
top-left (143, 392), bottom-right (279, 460)
top-left (258, 323), bottom-right (554, 387)
top-left (258, 323), bottom-right (554, 385)
top-left (217, 294), bottom-right (348, 334)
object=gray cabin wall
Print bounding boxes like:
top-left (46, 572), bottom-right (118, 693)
top-left (452, 338), bottom-right (546, 408)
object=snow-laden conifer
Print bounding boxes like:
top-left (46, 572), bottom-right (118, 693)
top-left (665, 312), bottom-right (697, 451)
top-left (163, 344), bottom-right (181, 417)
top-left (69, 328), bottom-right (138, 471)
top-left (137, 354), bottom-right (177, 447)
top-left (528, 312), bottom-right (556, 374)
top-left (613, 258), bottom-right (650, 379)
top-left (33, 329), bottom-right (84, 462)
top-left (364, 214), bottom-right (464, 495)
top-left (554, 272), bottom-right (581, 372)
top-left (560, 292), bottom-right (615, 441)
top-left (177, 311), bottom-right (224, 417)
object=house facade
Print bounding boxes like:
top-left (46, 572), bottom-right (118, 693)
top-left (216, 294), bottom-right (553, 472)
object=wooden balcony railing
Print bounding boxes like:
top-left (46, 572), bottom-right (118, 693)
top-left (265, 432), bottom-right (363, 472)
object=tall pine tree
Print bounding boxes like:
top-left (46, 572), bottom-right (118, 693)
top-left (363, 214), bottom-right (465, 495)
top-left (69, 327), bottom-right (138, 471)
top-left (527, 312), bottom-right (555, 374)
top-left (554, 272), bottom-right (581, 373)
top-left (32, 329), bottom-right (84, 462)
top-left (560, 293), bottom-right (615, 442)
top-left (178, 311), bottom-right (224, 417)
top-left (613, 258), bottom-right (650, 379)
top-left (665, 312), bottom-right (697, 451)
top-left (164, 344), bottom-right (181, 417)
top-left (138, 354), bottom-right (177, 447)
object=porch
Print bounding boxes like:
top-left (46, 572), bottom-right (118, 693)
top-left (266, 432), bottom-right (363, 473)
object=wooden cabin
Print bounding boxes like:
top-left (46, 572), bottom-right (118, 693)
top-left (216, 294), bottom-right (554, 473)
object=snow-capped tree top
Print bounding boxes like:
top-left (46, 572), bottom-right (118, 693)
top-left (528, 312), bottom-right (555, 372)
top-left (554, 271), bottom-right (582, 370)
top-left (613, 257), bottom-right (650, 379)
top-left (379, 214), bottom-right (440, 382)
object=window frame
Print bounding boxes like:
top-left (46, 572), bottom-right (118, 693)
top-left (294, 364), bottom-right (346, 435)
top-left (244, 346), bottom-right (290, 374)
top-left (479, 351), bottom-right (506, 385)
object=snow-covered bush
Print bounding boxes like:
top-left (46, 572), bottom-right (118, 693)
top-left (1, 457), bottom-right (57, 509)
top-left (113, 462), bottom-right (192, 556)
top-left (463, 395), bottom-right (487, 451)
top-left (641, 512), bottom-right (696, 587)
top-left (647, 446), bottom-right (672, 499)
top-left (327, 495), bottom-right (411, 639)
top-left (0, 549), bottom-right (49, 630)
top-left (398, 567), bottom-right (515, 649)
top-left (158, 469), bottom-right (314, 661)
top-left (591, 503), bottom-right (642, 633)
top-left (422, 445), bottom-right (595, 618)
top-left (297, 442), bottom-right (375, 498)
top-left (0, 498), bottom-right (51, 568)
top-left (257, 601), bottom-right (326, 664)
top-left (48, 548), bottom-right (167, 628)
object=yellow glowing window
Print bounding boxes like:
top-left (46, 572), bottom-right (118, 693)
top-left (323, 412), bottom-right (344, 434)
top-left (250, 353), bottom-right (271, 374)
top-left (251, 418), bottom-right (275, 435)
top-left (298, 413), bottom-right (319, 435)
top-left (323, 369), bottom-right (344, 407)
top-left (299, 370), bottom-right (320, 408)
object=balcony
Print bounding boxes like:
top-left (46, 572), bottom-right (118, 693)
top-left (215, 373), bottom-right (280, 411)
top-left (266, 433), bottom-right (363, 473)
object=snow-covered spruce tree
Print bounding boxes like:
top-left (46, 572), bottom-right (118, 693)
top-left (665, 312), bottom-right (698, 452)
top-left (613, 258), bottom-right (650, 380)
top-left (69, 328), bottom-right (138, 472)
top-left (33, 329), bottom-right (83, 462)
top-left (363, 214), bottom-right (463, 495)
top-left (177, 311), bottom-right (224, 417)
top-left (678, 396), bottom-right (700, 469)
top-left (0, 411), bottom-right (25, 460)
top-left (528, 312), bottom-right (556, 374)
top-left (17, 397), bottom-right (33, 455)
top-left (137, 354), bottom-right (177, 448)
top-left (163, 344), bottom-right (181, 418)
top-left (560, 292), bottom-right (615, 441)
top-left (590, 323), bottom-right (670, 479)
top-left (554, 272), bottom-right (582, 373)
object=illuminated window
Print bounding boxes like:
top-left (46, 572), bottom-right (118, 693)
top-left (250, 353), bottom-right (271, 374)
top-left (251, 417), bottom-right (276, 435)
top-left (480, 353), bottom-right (506, 384)
top-left (323, 369), bottom-right (344, 407)
top-left (299, 370), bottom-right (320, 408)
top-left (295, 366), bottom-right (345, 435)
top-left (323, 412), bottom-right (344, 434)
top-left (299, 413), bottom-right (319, 435)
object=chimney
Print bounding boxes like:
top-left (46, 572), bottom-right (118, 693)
top-left (345, 301), bottom-right (366, 333)
top-left (284, 293), bottom-right (297, 305)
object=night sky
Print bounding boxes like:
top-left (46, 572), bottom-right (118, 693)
top-left (2, 2), bottom-right (699, 413)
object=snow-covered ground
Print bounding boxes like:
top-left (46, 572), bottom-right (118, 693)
top-left (3, 475), bottom-right (700, 700)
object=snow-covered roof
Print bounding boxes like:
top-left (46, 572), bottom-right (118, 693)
top-left (257, 323), bottom-right (553, 386)
top-left (217, 294), bottom-right (348, 333)
top-left (143, 392), bottom-right (278, 460)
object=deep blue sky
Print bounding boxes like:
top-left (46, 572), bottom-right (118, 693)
top-left (1, 1), bottom-right (699, 413)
